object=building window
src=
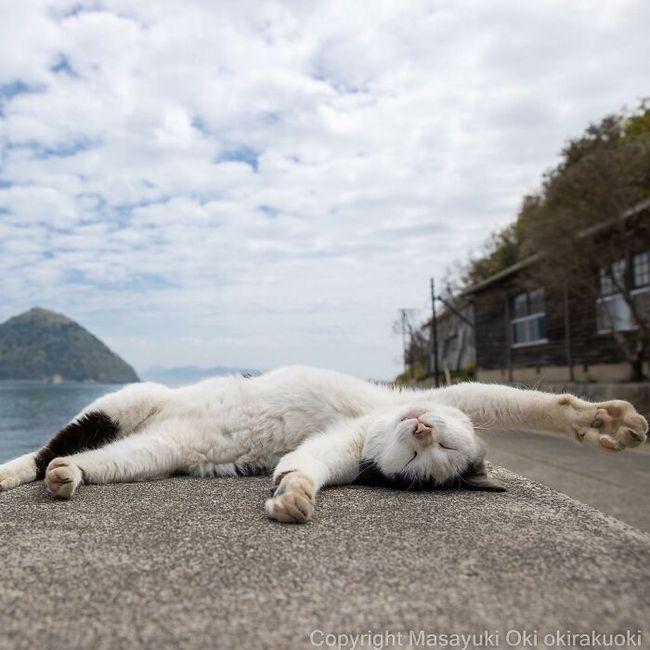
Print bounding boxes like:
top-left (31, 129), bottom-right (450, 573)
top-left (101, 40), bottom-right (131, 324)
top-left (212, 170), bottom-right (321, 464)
top-left (596, 295), bottom-right (634, 332)
top-left (633, 251), bottom-right (650, 288)
top-left (511, 288), bottom-right (547, 347)
top-left (597, 252), bottom-right (650, 333)
top-left (599, 259), bottom-right (625, 296)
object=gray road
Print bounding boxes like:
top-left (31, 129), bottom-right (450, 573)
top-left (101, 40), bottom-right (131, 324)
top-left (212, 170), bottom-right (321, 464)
top-left (482, 430), bottom-right (650, 532)
top-left (1, 469), bottom-right (649, 650)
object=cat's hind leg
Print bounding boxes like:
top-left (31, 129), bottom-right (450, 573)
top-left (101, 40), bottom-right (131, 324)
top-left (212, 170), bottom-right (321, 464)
top-left (0, 452), bottom-right (38, 491)
top-left (33, 382), bottom-right (172, 480)
top-left (44, 427), bottom-right (186, 499)
top-left (1, 382), bottom-right (172, 493)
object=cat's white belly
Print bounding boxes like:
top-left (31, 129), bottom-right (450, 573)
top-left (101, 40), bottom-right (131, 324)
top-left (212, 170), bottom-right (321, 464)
top-left (179, 411), bottom-right (309, 478)
top-left (187, 452), bottom-right (285, 479)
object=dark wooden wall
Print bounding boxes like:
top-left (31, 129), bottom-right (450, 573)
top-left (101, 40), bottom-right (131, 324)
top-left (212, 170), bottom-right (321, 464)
top-left (471, 215), bottom-right (650, 372)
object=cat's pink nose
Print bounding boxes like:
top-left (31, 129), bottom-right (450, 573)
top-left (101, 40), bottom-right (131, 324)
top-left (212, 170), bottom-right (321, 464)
top-left (413, 420), bottom-right (432, 438)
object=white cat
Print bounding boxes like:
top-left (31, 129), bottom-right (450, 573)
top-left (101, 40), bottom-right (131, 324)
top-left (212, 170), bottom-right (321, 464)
top-left (0, 365), bottom-right (646, 523)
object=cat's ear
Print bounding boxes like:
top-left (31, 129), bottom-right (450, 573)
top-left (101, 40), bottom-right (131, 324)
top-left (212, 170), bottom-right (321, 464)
top-left (460, 460), bottom-right (506, 492)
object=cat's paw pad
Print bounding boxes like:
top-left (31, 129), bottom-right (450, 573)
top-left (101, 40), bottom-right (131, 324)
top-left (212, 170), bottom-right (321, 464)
top-left (265, 472), bottom-right (315, 524)
top-left (572, 400), bottom-right (648, 452)
top-left (45, 458), bottom-right (82, 499)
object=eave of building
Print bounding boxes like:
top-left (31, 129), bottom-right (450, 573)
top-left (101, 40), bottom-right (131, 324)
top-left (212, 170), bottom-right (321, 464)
top-left (461, 198), bottom-right (650, 297)
top-left (461, 254), bottom-right (540, 296)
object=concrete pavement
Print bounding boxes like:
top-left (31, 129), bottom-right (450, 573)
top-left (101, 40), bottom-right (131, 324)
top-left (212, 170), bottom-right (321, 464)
top-left (1, 471), bottom-right (649, 650)
top-left (482, 430), bottom-right (650, 532)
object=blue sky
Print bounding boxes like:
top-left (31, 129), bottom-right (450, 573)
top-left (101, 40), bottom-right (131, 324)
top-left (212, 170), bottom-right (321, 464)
top-left (1, 0), bottom-right (649, 379)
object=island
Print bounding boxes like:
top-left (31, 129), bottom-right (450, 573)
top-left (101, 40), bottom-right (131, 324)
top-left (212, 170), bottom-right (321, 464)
top-left (0, 307), bottom-right (139, 383)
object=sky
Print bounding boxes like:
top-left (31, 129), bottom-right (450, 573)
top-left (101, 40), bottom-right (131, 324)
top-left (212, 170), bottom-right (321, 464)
top-left (1, 0), bottom-right (649, 380)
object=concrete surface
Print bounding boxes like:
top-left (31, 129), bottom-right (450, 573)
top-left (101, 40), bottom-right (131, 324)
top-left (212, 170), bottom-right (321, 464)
top-left (1, 471), bottom-right (649, 650)
top-left (483, 430), bottom-right (650, 533)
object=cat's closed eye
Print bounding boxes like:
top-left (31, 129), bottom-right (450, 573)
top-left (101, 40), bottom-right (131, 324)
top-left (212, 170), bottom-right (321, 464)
top-left (400, 409), bottom-right (426, 421)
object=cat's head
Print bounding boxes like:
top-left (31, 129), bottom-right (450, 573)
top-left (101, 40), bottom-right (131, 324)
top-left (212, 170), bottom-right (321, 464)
top-left (357, 403), bottom-right (505, 492)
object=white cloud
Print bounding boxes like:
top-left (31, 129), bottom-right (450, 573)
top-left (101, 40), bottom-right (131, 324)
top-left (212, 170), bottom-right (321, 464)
top-left (1, 0), bottom-right (649, 379)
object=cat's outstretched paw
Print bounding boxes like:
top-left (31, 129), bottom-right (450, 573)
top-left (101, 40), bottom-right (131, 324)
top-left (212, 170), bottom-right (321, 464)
top-left (45, 458), bottom-right (82, 499)
top-left (265, 471), bottom-right (315, 524)
top-left (569, 398), bottom-right (648, 452)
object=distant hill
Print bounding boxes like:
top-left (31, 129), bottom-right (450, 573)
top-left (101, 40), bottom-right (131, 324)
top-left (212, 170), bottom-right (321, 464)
top-left (143, 365), bottom-right (259, 386)
top-left (0, 307), bottom-right (139, 383)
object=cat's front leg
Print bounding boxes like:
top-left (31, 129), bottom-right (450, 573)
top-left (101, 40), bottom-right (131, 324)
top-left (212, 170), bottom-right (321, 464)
top-left (562, 396), bottom-right (648, 451)
top-left (265, 423), bottom-right (363, 524)
top-left (265, 471), bottom-right (316, 524)
top-left (435, 383), bottom-right (648, 452)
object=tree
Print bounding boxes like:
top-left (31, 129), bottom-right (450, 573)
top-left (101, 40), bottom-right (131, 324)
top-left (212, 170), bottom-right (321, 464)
top-left (463, 221), bottom-right (524, 287)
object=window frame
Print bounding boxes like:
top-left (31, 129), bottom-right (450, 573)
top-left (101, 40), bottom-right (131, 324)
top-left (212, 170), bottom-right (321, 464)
top-left (596, 251), bottom-right (650, 334)
top-left (633, 251), bottom-right (650, 289)
top-left (596, 293), bottom-right (634, 334)
top-left (510, 289), bottom-right (548, 348)
top-left (596, 285), bottom-right (650, 334)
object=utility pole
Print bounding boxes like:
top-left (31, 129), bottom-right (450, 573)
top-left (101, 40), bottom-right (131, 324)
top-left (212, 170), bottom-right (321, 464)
top-left (430, 278), bottom-right (440, 387)
top-left (398, 308), bottom-right (416, 380)
top-left (399, 309), bottom-right (409, 378)
top-left (563, 285), bottom-right (575, 382)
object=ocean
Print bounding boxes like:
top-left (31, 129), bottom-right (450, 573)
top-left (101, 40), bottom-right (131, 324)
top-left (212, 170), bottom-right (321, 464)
top-left (0, 381), bottom-right (125, 463)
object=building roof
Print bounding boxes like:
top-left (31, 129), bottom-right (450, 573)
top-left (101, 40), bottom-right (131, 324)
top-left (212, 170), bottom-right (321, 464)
top-left (461, 198), bottom-right (650, 296)
top-left (460, 254), bottom-right (539, 296)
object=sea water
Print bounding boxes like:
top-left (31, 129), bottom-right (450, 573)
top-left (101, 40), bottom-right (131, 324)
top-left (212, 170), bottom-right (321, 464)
top-left (0, 381), bottom-right (124, 463)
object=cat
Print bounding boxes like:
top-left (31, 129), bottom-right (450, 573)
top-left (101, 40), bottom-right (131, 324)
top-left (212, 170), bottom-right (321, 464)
top-left (0, 365), bottom-right (646, 523)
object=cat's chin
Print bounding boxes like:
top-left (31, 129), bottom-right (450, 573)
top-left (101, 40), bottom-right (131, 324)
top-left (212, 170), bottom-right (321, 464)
top-left (352, 459), bottom-right (506, 492)
top-left (353, 458), bottom-right (449, 491)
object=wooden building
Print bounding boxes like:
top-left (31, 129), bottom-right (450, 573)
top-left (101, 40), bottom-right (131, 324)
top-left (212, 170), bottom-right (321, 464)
top-left (427, 303), bottom-right (475, 379)
top-left (462, 201), bottom-right (650, 383)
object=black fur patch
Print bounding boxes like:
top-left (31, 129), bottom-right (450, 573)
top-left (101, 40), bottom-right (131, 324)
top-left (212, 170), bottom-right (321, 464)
top-left (34, 411), bottom-right (120, 478)
top-left (234, 462), bottom-right (269, 477)
top-left (352, 459), bottom-right (433, 491)
top-left (352, 458), bottom-right (483, 492)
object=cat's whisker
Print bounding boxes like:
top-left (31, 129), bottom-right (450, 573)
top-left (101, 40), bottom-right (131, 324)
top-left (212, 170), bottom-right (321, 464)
top-left (472, 416), bottom-right (498, 431)
top-left (400, 451), bottom-right (418, 473)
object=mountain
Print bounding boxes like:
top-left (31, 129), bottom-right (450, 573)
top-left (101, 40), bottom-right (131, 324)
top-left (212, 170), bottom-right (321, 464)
top-left (0, 307), bottom-right (139, 383)
top-left (143, 365), bottom-right (259, 386)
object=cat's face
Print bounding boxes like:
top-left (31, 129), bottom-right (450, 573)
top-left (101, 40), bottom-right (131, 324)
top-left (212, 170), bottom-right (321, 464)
top-left (359, 403), bottom-right (505, 491)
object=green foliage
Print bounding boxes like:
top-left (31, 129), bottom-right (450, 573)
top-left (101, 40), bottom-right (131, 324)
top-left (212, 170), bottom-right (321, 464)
top-left (452, 363), bottom-right (476, 383)
top-left (0, 307), bottom-right (139, 383)
top-left (624, 101), bottom-right (650, 139)
top-left (395, 361), bottom-right (428, 385)
top-left (394, 362), bottom-right (475, 386)
top-left (463, 221), bottom-right (525, 287)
